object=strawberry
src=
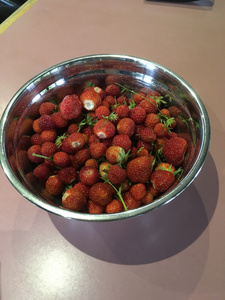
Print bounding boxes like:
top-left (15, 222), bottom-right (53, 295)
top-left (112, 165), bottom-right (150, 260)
top-left (130, 183), bottom-right (146, 201)
top-left (89, 142), bottom-right (107, 159)
top-left (62, 188), bottom-right (86, 211)
top-left (136, 147), bottom-right (149, 157)
top-left (33, 163), bottom-right (51, 181)
top-left (137, 140), bottom-right (152, 152)
top-left (32, 118), bottom-right (42, 134)
top-left (41, 141), bottom-right (57, 157)
top-left (123, 192), bottom-right (141, 210)
top-left (104, 95), bottom-right (116, 106)
top-left (39, 102), bottom-right (57, 115)
top-left (30, 133), bottom-right (43, 146)
top-left (106, 199), bottom-right (124, 214)
top-left (145, 113), bottom-right (160, 128)
top-left (129, 106), bottom-right (146, 124)
top-left (89, 182), bottom-right (112, 205)
top-left (59, 94), bottom-right (82, 120)
top-left (92, 86), bottom-right (105, 99)
top-left (141, 190), bottom-right (154, 204)
top-left (160, 108), bottom-right (170, 118)
top-left (95, 105), bottom-right (110, 119)
top-left (58, 166), bottom-right (77, 184)
top-left (116, 118), bottom-right (135, 137)
top-left (105, 84), bottom-right (121, 97)
top-left (80, 88), bottom-right (102, 111)
top-left (67, 123), bottom-right (79, 135)
top-left (74, 148), bottom-right (91, 167)
top-left (162, 137), bottom-right (188, 166)
top-left (38, 115), bottom-right (56, 131)
top-left (87, 200), bottom-right (105, 214)
top-left (137, 97), bottom-right (157, 114)
top-left (150, 169), bottom-right (175, 193)
top-left (112, 134), bottom-right (132, 152)
top-left (79, 166), bottom-right (100, 186)
top-left (116, 95), bottom-right (128, 105)
top-left (140, 126), bottom-right (157, 143)
top-left (60, 137), bottom-right (77, 154)
top-left (115, 104), bottom-right (130, 119)
top-left (126, 156), bottom-right (153, 183)
top-left (105, 145), bottom-right (128, 165)
top-left (99, 161), bottom-right (112, 179)
top-left (27, 145), bottom-right (44, 163)
top-left (153, 122), bottom-right (169, 137)
top-left (85, 158), bottom-right (99, 169)
top-left (133, 92), bottom-right (145, 104)
top-left (155, 162), bottom-right (176, 172)
top-left (168, 106), bottom-right (182, 117)
top-left (93, 119), bottom-right (116, 139)
top-left (73, 182), bottom-right (90, 198)
top-left (53, 151), bottom-right (70, 168)
top-left (51, 112), bottom-right (68, 128)
top-left (88, 134), bottom-right (101, 144)
top-left (107, 165), bottom-right (127, 185)
top-left (45, 175), bottom-right (64, 196)
top-left (67, 132), bottom-right (86, 151)
top-left (40, 129), bottom-right (57, 143)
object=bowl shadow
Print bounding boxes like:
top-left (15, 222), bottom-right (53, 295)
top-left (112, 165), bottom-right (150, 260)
top-left (49, 152), bottom-right (218, 265)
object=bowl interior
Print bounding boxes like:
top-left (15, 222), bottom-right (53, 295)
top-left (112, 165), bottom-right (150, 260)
top-left (0, 54), bottom-right (210, 221)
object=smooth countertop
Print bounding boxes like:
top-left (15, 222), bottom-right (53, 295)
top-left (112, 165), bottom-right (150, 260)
top-left (0, 1), bottom-right (225, 299)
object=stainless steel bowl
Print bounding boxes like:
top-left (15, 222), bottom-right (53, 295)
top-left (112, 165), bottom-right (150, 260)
top-left (0, 54), bottom-right (210, 221)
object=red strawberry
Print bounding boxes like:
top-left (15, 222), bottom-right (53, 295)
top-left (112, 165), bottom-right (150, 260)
top-left (74, 148), bottom-right (91, 167)
top-left (62, 188), bottom-right (86, 211)
top-left (107, 165), bottom-right (127, 185)
top-left (168, 106), bottom-right (182, 117)
top-left (153, 122), bottom-right (169, 137)
top-left (95, 105), bottom-right (110, 119)
top-left (136, 147), bottom-right (149, 157)
top-left (129, 106), bottom-right (146, 124)
top-left (58, 167), bottom-right (77, 184)
top-left (141, 190), bottom-right (154, 204)
top-left (39, 102), bottom-right (56, 115)
top-left (60, 137), bottom-right (77, 154)
top-left (51, 112), bottom-right (68, 128)
top-left (67, 123), bottom-right (79, 135)
top-left (38, 115), bottom-right (55, 131)
top-left (105, 84), bottom-right (121, 97)
top-left (116, 118), bottom-right (135, 137)
top-left (138, 96), bottom-right (157, 114)
top-left (137, 140), bottom-right (152, 152)
top-left (88, 134), bottom-right (101, 144)
top-left (162, 137), bottom-right (188, 166)
top-left (27, 145), bottom-right (43, 163)
top-left (115, 104), bottom-right (130, 119)
top-left (112, 134), bottom-right (132, 152)
top-left (79, 166), bottom-right (100, 186)
top-left (30, 133), bottom-right (43, 146)
top-left (53, 151), bottom-right (70, 167)
top-left (59, 94), bottom-right (82, 120)
top-left (126, 156), bottom-right (153, 183)
top-left (40, 129), bottom-right (57, 143)
top-left (45, 175), bottom-right (64, 196)
top-left (80, 89), bottom-right (102, 111)
top-left (33, 163), bottom-right (51, 181)
top-left (85, 158), bottom-right (99, 169)
top-left (87, 200), bottom-right (105, 214)
top-left (116, 95), bottom-right (128, 105)
top-left (133, 92), bottom-right (145, 104)
top-left (89, 182), bottom-right (112, 205)
top-left (140, 126), bottom-right (157, 143)
top-left (73, 182), bottom-right (90, 199)
top-left (145, 113), bottom-right (160, 128)
top-left (155, 162), bottom-right (176, 172)
top-left (160, 108), bottom-right (170, 118)
top-left (41, 141), bottom-right (57, 157)
top-left (104, 95), bottom-right (116, 106)
top-left (32, 118), bottom-right (42, 134)
top-left (92, 86), bottom-right (105, 99)
top-left (93, 119), bottom-right (116, 139)
top-left (130, 183), bottom-right (146, 201)
top-left (89, 142), bottom-right (107, 159)
top-left (150, 169), bottom-right (175, 193)
top-left (106, 199), bottom-right (124, 214)
top-left (123, 192), bottom-right (141, 210)
top-left (67, 132), bottom-right (86, 151)
top-left (106, 145), bottom-right (126, 164)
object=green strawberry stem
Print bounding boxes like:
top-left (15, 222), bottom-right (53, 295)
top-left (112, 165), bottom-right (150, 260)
top-left (107, 181), bottom-right (128, 211)
top-left (32, 153), bottom-right (53, 161)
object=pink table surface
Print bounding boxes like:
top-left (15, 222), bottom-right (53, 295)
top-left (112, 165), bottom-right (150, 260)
top-left (0, 0), bottom-right (225, 299)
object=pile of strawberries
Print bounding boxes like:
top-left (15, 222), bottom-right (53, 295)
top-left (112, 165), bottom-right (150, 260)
top-left (26, 78), bottom-right (188, 214)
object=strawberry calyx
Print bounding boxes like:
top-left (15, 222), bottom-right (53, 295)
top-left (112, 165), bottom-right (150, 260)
top-left (78, 113), bottom-right (97, 132)
top-left (157, 164), bottom-right (183, 178)
top-left (55, 132), bottom-right (68, 148)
